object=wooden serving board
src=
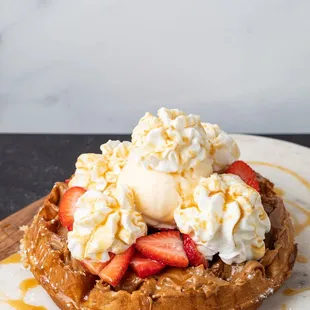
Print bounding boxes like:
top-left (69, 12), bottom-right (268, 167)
top-left (0, 197), bottom-right (46, 261)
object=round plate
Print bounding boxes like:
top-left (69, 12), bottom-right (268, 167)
top-left (232, 134), bottom-right (310, 309)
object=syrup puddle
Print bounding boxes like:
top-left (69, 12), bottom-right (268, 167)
top-left (281, 304), bottom-right (287, 310)
top-left (1, 253), bottom-right (21, 264)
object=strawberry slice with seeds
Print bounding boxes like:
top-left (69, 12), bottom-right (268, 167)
top-left (225, 160), bottom-right (260, 192)
top-left (182, 234), bottom-right (208, 268)
top-left (130, 253), bottom-right (165, 278)
top-left (59, 187), bottom-right (86, 230)
top-left (135, 231), bottom-right (189, 267)
top-left (81, 254), bottom-right (115, 275)
top-left (99, 246), bottom-right (135, 287)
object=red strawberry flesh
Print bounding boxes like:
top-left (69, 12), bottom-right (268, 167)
top-left (99, 246), bottom-right (135, 287)
top-left (225, 160), bottom-right (260, 192)
top-left (135, 231), bottom-right (189, 267)
top-left (81, 254), bottom-right (115, 275)
top-left (130, 253), bottom-right (165, 278)
top-left (59, 186), bottom-right (86, 229)
top-left (182, 234), bottom-right (208, 268)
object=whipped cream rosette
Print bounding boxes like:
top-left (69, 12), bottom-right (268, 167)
top-left (174, 173), bottom-right (271, 264)
top-left (69, 140), bottom-right (131, 192)
top-left (68, 185), bottom-right (147, 262)
top-left (202, 123), bottom-right (240, 172)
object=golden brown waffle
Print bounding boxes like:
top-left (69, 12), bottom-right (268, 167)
top-left (22, 174), bottom-right (297, 310)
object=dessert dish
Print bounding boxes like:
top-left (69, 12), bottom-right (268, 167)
top-left (22, 108), bottom-right (297, 309)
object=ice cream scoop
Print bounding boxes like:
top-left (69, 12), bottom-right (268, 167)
top-left (118, 151), bottom-right (212, 228)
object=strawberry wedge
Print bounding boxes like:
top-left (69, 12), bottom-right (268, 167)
top-left (59, 187), bottom-right (86, 230)
top-left (99, 246), bottom-right (135, 287)
top-left (225, 160), bottom-right (260, 192)
top-left (135, 231), bottom-right (189, 267)
top-left (81, 254), bottom-right (115, 275)
top-left (130, 253), bottom-right (165, 279)
top-left (182, 234), bottom-right (208, 268)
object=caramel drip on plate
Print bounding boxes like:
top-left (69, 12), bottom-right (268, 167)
top-left (274, 187), bottom-right (285, 197)
top-left (5, 299), bottom-right (46, 310)
top-left (283, 287), bottom-right (310, 296)
top-left (19, 278), bottom-right (39, 295)
top-left (248, 161), bottom-right (310, 191)
top-left (249, 162), bottom-right (310, 235)
top-left (281, 304), bottom-right (287, 310)
top-left (0, 253), bottom-right (21, 264)
top-left (284, 199), bottom-right (310, 236)
top-left (296, 254), bottom-right (309, 264)
top-left (3, 276), bottom-right (46, 310)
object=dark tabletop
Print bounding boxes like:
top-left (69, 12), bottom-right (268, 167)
top-left (0, 134), bottom-right (309, 220)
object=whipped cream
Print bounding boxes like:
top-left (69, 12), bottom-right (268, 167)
top-left (132, 108), bottom-right (212, 174)
top-left (202, 123), bottom-right (240, 172)
top-left (69, 140), bottom-right (131, 192)
top-left (67, 186), bottom-right (147, 262)
top-left (174, 173), bottom-right (271, 264)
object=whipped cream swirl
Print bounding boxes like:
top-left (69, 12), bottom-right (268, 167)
top-left (202, 123), bottom-right (240, 172)
top-left (132, 108), bottom-right (211, 173)
top-left (68, 186), bottom-right (147, 262)
top-left (174, 173), bottom-right (270, 264)
top-left (69, 140), bottom-right (131, 192)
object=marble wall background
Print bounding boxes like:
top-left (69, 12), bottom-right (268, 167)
top-left (0, 0), bottom-right (310, 134)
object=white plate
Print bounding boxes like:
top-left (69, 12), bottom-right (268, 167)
top-left (1, 134), bottom-right (309, 309)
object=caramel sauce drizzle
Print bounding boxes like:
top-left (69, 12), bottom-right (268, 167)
top-left (281, 304), bottom-right (287, 310)
top-left (249, 161), bottom-right (310, 298)
top-left (248, 161), bottom-right (310, 191)
top-left (285, 199), bottom-right (310, 236)
top-left (249, 161), bottom-right (310, 236)
top-left (283, 287), bottom-right (310, 296)
top-left (5, 300), bottom-right (45, 310)
top-left (19, 278), bottom-right (39, 295)
top-left (5, 278), bottom-right (46, 310)
top-left (296, 254), bottom-right (309, 264)
top-left (274, 187), bottom-right (285, 197)
top-left (1, 253), bottom-right (46, 310)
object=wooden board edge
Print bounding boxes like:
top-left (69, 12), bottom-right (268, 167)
top-left (0, 196), bottom-right (46, 260)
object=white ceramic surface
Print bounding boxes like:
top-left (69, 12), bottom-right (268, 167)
top-left (0, 134), bottom-right (309, 309)
top-left (1, 1), bottom-right (310, 134)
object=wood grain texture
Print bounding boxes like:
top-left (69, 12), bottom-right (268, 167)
top-left (0, 197), bottom-right (46, 260)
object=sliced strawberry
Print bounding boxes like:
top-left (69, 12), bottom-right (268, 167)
top-left (59, 187), bottom-right (86, 229)
top-left (135, 231), bottom-right (189, 267)
top-left (225, 160), bottom-right (260, 192)
top-left (99, 246), bottom-right (135, 287)
top-left (182, 234), bottom-right (208, 268)
top-left (130, 253), bottom-right (165, 278)
top-left (81, 254), bottom-right (115, 275)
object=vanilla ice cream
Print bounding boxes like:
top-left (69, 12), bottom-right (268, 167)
top-left (174, 173), bottom-right (271, 264)
top-left (202, 123), bottom-right (240, 172)
top-left (118, 108), bottom-right (213, 227)
top-left (68, 186), bottom-right (147, 262)
top-left (69, 140), bottom-right (131, 192)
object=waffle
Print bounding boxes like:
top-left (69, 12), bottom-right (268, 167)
top-left (22, 174), bottom-right (297, 310)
